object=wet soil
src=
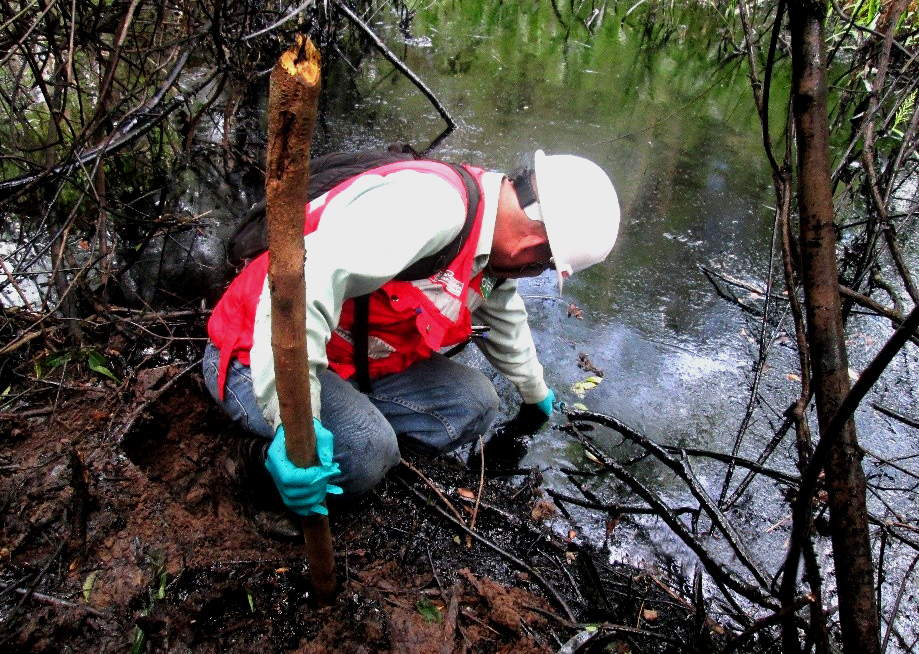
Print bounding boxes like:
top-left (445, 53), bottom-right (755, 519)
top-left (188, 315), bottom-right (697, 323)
top-left (0, 326), bottom-right (721, 653)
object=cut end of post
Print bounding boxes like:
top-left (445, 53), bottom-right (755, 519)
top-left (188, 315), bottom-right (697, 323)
top-left (280, 35), bottom-right (320, 83)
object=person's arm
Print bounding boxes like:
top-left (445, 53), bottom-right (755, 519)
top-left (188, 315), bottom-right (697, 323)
top-left (250, 170), bottom-right (466, 430)
top-left (472, 278), bottom-right (550, 405)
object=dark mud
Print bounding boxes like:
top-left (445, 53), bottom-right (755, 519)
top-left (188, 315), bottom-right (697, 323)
top-left (1, 326), bottom-right (724, 653)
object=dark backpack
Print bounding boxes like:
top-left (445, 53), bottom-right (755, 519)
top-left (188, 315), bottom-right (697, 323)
top-left (227, 144), bottom-right (480, 280)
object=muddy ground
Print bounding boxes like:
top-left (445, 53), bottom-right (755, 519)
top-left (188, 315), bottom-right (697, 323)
top-left (0, 313), bottom-right (736, 653)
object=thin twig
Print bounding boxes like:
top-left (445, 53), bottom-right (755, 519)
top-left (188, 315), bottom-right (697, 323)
top-left (880, 553), bottom-right (919, 654)
top-left (331, 0), bottom-right (455, 130)
top-left (12, 587), bottom-right (110, 618)
top-left (545, 488), bottom-right (696, 516)
top-left (243, 1), bottom-right (313, 40)
top-left (721, 593), bottom-right (816, 654)
top-left (567, 412), bottom-right (773, 591)
top-left (0, 257), bottom-right (32, 307)
top-left (400, 459), bottom-right (466, 525)
top-left (469, 435), bottom-right (485, 532)
top-left (870, 403), bottom-right (919, 431)
top-left (110, 359), bottom-right (201, 442)
top-left (396, 476), bottom-right (576, 622)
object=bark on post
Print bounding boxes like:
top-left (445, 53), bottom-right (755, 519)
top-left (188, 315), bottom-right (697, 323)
top-left (786, 4), bottom-right (879, 653)
top-left (265, 36), bottom-right (336, 606)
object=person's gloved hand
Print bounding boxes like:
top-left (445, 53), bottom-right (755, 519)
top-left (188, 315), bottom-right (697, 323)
top-left (265, 418), bottom-right (343, 516)
top-left (507, 388), bottom-right (560, 436)
top-left (535, 388), bottom-right (557, 418)
top-left (481, 389), bottom-right (560, 472)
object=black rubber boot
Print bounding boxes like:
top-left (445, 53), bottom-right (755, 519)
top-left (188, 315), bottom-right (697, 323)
top-left (224, 437), bottom-right (303, 542)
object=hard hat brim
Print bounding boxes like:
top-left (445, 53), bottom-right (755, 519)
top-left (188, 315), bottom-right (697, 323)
top-left (534, 150), bottom-right (570, 294)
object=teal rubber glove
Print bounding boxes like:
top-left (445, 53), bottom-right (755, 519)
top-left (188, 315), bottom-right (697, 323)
top-left (535, 388), bottom-right (557, 417)
top-left (265, 418), bottom-right (344, 516)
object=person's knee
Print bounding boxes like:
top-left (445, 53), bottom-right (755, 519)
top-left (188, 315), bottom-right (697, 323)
top-left (407, 371), bottom-right (499, 454)
top-left (321, 388), bottom-right (401, 497)
top-left (201, 343), bottom-right (221, 402)
top-left (458, 371), bottom-right (500, 437)
top-left (333, 427), bottom-right (401, 497)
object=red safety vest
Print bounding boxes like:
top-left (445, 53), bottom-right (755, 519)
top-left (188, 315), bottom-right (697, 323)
top-left (207, 161), bottom-right (488, 399)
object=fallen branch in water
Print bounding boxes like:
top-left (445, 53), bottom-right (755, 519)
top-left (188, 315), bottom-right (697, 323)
top-left (545, 488), bottom-right (697, 516)
top-left (561, 411), bottom-right (779, 610)
top-left (870, 402), bottom-right (919, 431)
top-left (593, 453), bottom-right (775, 609)
top-left (565, 414), bottom-right (773, 591)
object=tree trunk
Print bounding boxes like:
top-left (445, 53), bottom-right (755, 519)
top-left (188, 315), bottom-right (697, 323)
top-left (787, 4), bottom-right (879, 653)
top-left (265, 36), bottom-right (336, 606)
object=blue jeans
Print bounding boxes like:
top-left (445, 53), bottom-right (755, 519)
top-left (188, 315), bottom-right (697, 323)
top-left (202, 343), bottom-right (499, 497)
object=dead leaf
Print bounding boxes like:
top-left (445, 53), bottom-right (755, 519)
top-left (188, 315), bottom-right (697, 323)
top-left (585, 450), bottom-right (603, 464)
top-left (571, 375), bottom-right (603, 398)
top-left (642, 608), bottom-right (658, 621)
top-left (567, 529), bottom-right (577, 541)
top-left (787, 373), bottom-right (802, 382)
top-left (457, 488), bottom-right (475, 499)
top-left (530, 500), bottom-right (556, 522)
top-left (577, 352), bottom-right (604, 376)
top-left (567, 303), bottom-right (583, 319)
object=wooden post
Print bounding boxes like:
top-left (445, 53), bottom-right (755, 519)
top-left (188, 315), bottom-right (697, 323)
top-left (265, 35), bottom-right (336, 606)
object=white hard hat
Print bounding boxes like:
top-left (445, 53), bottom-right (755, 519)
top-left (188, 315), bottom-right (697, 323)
top-left (526, 150), bottom-right (620, 292)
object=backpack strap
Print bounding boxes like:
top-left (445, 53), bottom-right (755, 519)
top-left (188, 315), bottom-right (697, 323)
top-left (352, 294), bottom-right (372, 393)
top-left (393, 163), bottom-right (481, 281)
top-left (353, 163), bottom-right (481, 392)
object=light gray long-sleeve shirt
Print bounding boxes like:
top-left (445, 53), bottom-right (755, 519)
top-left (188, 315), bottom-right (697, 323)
top-left (250, 168), bottom-right (549, 431)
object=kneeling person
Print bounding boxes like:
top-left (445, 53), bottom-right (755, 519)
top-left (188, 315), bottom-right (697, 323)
top-left (203, 150), bottom-right (620, 530)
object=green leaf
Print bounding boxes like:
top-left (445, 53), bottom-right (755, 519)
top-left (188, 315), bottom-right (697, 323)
top-left (44, 351), bottom-right (72, 370)
top-left (86, 350), bottom-right (119, 382)
top-left (246, 589), bottom-right (255, 612)
top-left (83, 570), bottom-right (100, 602)
top-left (416, 598), bottom-right (442, 624)
top-left (131, 626), bottom-right (146, 654)
top-left (156, 571), bottom-right (168, 600)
